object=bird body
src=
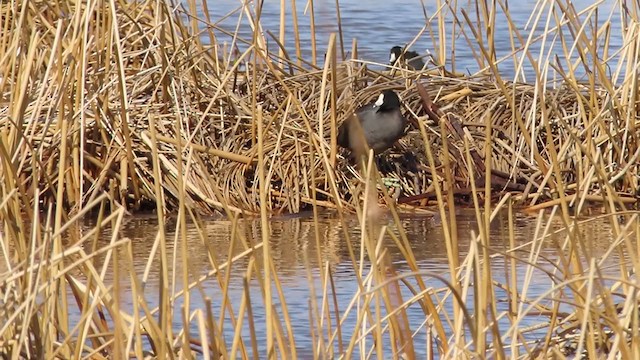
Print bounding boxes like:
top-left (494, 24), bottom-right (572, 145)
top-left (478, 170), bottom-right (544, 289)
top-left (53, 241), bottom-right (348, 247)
top-left (337, 90), bottom-right (407, 157)
top-left (389, 46), bottom-right (425, 70)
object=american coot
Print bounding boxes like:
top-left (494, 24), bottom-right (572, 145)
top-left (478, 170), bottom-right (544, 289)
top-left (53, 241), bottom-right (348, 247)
top-left (337, 90), bottom-right (407, 158)
top-left (389, 46), bottom-right (425, 71)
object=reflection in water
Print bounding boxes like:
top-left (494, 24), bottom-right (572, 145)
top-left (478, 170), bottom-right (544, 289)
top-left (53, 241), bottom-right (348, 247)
top-left (77, 209), bottom-right (628, 357)
top-left (86, 209), bottom-right (621, 278)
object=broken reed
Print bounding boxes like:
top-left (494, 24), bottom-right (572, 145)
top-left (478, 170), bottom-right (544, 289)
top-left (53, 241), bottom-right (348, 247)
top-left (0, 0), bottom-right (639, 358)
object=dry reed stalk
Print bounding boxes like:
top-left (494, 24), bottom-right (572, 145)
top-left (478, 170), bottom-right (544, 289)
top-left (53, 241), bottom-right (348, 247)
top-left (256, 104), bottom-right (276, 357)
top-left (306, 0), bottom-right (318, 66)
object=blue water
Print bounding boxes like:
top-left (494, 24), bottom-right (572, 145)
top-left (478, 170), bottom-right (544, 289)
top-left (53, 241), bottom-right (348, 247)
top-left (192, 0), bottom-right (626, 84)
top-left (83, 209), bottom-right (624, 358)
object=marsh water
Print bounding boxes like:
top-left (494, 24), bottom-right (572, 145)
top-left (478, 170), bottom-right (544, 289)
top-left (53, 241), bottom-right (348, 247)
top-left (87, 209), bottom-right (626, 357)
top-left (202, 0), bottom-right (626, 83)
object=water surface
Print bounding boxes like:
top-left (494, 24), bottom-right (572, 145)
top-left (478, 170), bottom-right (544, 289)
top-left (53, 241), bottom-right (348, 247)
top-left (198, 0), bottom-right (626, 83)
top-left (87, 209), bottom-right (628, 357)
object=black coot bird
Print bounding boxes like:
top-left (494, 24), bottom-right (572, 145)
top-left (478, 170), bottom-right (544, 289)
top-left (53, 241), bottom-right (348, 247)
top-left (337, 90), bottom-right (407, 159)
top-left (389, 46), bottom-right (425, 70)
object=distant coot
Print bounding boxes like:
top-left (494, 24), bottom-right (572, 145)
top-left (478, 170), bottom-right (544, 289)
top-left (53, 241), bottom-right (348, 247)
top-left (389, 46), bottom-right (425, 70)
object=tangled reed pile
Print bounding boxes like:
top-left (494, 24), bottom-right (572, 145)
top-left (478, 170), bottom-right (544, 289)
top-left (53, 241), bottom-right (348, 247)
top-left (1, 0), bottom-right (638, 216)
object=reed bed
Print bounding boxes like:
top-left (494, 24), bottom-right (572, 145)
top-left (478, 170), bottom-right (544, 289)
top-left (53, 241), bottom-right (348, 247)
top-left (0, 0), bottom-right (637, 216)
top-left (1, 0), bottom-right (640, 359)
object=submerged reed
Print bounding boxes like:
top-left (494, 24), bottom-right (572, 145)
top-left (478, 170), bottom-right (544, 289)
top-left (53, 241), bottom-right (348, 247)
top-left (0, 0), bottom-right (639, 358)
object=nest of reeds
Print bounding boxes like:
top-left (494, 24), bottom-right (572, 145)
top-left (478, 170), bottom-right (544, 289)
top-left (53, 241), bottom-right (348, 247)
top-left (1, 0), bottom-right (638, 216)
